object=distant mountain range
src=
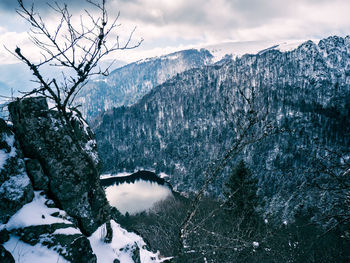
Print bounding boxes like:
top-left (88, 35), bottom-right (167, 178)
top-left (76, 49), bottom-right (213, 120)
top-left (0, 39), bottom-right (308, 121)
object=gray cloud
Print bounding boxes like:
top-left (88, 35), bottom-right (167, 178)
top-left (111, 0), bottom-right (350, 39)
top-left (0, 0), bottom-right (349, 65)
top-left (0, 0), bottom-right (89, 12)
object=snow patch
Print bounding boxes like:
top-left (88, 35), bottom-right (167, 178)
top-left (202, 39), bottom-right (315, 62)
top-left (5, 191), bottom-right (72, 230)
top-left (100, 172), bottom-right (132, 179)
top-left (0, 172), bottom-right (31, 202)
top-left (89, 220), bottom-right (168, 263)
top-left (159, 172), bottom-right (169, 179)
top-left (4, 236), bottom-right (69, 263)
top-left (84, 139), bottom-right (99, 163)
top-left (52, 227), bottom-right (81, 235)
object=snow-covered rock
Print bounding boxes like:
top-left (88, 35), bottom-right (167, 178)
top-left (0, 118), bottom-right (33, 224)
top-left (89, 220), bottom-right (168, 263)
top-left (2, 191), bottom-right (167, 263)
top-left (3, 191), bottom-right (96, 262)
top-left (1, 99), bottom-right (168, 262)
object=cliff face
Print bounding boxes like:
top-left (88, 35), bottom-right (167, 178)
top-left (8, 97), bottom-right (110, 236)
top-left (94, 36), bottom-right (350, 221)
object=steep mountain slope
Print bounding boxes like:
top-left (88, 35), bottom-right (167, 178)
top-left (76, 49), bottom-right (213, 120)
top-left (94, 36), bottom-right (350, 221)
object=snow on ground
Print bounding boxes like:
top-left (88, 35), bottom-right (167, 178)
top-left (2, 191), bottom-right (171, 263)
top-left (276, 40), bottom-right (311, 52)
top-left (89, 220), bottom-right (169, 263)
top-left (52, 227), bottom-right (82, 235)
top-left (3, 236), bottom-right (69, 263)
top-left (158, 173), bottom-right (169, 179)
top-left (5, 191), bottom-right (72, 230)
top-left (100, 172), bottom-right (132, 179)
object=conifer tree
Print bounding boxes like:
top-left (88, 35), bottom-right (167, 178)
top-left (224, 160), bottom-right (258, 217)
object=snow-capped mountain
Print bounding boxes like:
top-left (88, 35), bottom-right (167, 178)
top-left (202, 39), bottom-right (310, 62)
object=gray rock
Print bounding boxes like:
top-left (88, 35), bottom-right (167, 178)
top-left (0, 118), bottom-right (34, 224)
top-left (25, 159), bottom-right (49, 191)
top-left (8, 97), bottom-right (110, 236)
top-left (0, 229), bottom-right (10, 244)
top-left (132, 245), bottom-right (141, 263)
top-left (0, 245), bottom-right (15, 263)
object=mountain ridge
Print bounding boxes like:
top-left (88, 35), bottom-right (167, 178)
top-left (76, 48), bottom-right (213, 120)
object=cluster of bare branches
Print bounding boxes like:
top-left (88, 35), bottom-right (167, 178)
top-left (310, 145), bottom-right (350, 236)
top-left (8, 0), bottom-right (142, 123)
top-left (175, 84), bottom-right (279, 261)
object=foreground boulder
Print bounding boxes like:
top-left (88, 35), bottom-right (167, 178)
top-left (8, 97), bottom-right (110, 235)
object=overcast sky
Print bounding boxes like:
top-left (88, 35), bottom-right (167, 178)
top-left (0, 0), bottom-right (349, 64)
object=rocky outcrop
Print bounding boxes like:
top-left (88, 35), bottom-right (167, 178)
top-left (0, 118), bottom-right (34, 224)
top-left (1, 98), bottom-right (164, 262)
top-left (8, 97), bottom-right (110, 236)
top-left (0, 117), bottom-right (96, 261)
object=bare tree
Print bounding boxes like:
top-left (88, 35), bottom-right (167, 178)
top-left (175, 84), bottom-right (280, 262)
top-left (8, 0), bottom-right (142, 124)
top-left (6, 0), bottom-right (142, 243)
